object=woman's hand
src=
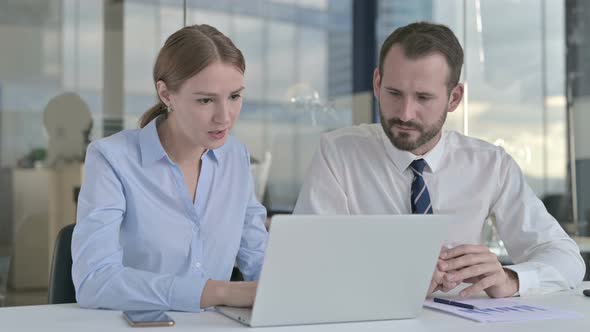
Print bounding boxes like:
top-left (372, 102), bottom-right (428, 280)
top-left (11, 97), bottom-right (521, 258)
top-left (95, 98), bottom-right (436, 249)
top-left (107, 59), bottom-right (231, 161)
top-left (201, 280), bottom-right (258, 308)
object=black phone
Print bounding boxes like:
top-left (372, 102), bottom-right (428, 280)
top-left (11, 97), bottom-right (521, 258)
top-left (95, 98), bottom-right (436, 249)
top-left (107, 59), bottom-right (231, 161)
top-left (122, 310), bottom-right (175, 327)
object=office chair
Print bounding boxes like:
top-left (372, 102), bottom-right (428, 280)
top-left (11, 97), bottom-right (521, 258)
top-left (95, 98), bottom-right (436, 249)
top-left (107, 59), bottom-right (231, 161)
top-left (541, 194), bottom-right (570, 224)
top-left (48, 223), bottom-right (76, 304)
top-left (231, 267), bottom-right (244, 281)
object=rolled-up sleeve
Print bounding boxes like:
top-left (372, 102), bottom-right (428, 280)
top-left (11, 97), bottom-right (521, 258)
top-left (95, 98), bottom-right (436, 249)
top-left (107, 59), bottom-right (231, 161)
top-left (72, 142), bottom-right (206, 312)
top-left (491, 153), bottom-right (585, 295)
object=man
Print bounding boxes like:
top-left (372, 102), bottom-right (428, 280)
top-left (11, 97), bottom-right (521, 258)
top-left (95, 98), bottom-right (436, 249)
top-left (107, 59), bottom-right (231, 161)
top-left (293, 22), bottom-right (585, 298)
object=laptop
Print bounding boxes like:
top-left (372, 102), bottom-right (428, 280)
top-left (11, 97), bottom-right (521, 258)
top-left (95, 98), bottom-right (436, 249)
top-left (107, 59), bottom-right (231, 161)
top-left (217, 214), bottom-right (452, 327)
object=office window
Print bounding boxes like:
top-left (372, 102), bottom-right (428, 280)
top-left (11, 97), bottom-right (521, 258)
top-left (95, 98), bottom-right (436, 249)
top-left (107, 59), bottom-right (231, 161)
top-left (0, 0), bottom-right (104, 306)
top-left (377, 0), bottom-right (568, 209)
top-left (0, 0), bottom-right (583, 308)
top-left (186, 0), bottom-right (354, 211)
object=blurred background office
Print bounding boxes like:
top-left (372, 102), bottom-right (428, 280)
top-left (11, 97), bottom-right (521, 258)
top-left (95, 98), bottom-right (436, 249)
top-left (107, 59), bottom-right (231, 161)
top-left (1, 0), bottom-right (589, 307)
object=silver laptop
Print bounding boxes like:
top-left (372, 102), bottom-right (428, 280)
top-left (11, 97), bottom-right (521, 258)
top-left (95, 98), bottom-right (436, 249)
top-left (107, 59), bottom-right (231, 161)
top-left (217, 214), bottom-right (452, 327)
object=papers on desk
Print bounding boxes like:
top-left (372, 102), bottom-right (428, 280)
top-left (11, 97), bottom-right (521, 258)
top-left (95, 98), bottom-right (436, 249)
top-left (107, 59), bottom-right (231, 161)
top-left (424, 297), bottom-right (583, 323)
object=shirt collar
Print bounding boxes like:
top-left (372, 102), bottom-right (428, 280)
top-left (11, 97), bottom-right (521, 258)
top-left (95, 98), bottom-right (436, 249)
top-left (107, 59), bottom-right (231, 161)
top-left (379, 126), bottom-right (447, 174)
top-left (139, 115), bottom-right (223, 167)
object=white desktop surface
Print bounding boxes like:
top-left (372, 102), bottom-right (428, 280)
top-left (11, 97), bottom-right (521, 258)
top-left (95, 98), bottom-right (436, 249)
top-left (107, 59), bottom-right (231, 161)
top-left (1, 282), bottom-right (589, 332)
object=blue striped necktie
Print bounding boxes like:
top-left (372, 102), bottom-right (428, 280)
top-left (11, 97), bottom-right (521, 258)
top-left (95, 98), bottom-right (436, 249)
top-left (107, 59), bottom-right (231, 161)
top-left (410, 159), bottom-right (433, 214)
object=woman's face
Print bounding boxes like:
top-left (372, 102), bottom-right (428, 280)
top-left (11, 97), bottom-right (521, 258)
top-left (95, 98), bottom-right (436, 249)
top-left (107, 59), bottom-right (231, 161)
top-left (163, 61), bottom-right (244, 151)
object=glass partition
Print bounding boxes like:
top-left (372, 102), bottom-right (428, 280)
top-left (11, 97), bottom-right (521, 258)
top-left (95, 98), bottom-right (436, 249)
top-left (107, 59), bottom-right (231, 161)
top-left (0, 0), bottom-right (582, 307)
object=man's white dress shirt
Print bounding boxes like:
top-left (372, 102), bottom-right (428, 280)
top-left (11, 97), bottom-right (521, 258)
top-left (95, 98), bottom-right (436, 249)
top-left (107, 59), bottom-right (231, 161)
top-left (294, 124), bottom-right (585, 295)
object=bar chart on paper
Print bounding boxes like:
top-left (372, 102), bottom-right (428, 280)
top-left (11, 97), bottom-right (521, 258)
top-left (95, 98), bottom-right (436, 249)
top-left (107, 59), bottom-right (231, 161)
top-left (424, 297), bottom-right (583, 323)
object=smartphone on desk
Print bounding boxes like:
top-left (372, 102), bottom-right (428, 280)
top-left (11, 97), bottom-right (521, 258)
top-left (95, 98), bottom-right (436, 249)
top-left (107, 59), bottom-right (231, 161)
top-left (123, 310), bottom-right (175, 327)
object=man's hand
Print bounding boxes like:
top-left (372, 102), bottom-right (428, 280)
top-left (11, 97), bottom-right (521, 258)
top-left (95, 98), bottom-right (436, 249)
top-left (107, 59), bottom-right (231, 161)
top-left (439, 244), bottom-right (519, 298)
top-left (427, 259), bottom-right (445, 295)
top-left (427, 248), bottom-right (460, 296)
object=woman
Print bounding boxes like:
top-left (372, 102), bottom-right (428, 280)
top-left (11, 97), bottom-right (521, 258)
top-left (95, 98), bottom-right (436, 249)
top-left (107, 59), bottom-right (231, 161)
top-left (71, 24), bottom-right (267, 312)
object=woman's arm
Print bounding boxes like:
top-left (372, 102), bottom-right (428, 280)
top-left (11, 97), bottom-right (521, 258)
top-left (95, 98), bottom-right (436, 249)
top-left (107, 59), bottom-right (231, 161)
top-left (72, 142), bottom-right (206, 312)
top-left (235, 151), bottom-right (269, 282)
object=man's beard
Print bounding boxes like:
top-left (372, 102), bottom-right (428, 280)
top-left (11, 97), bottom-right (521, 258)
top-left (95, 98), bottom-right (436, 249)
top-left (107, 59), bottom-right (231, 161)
top-left (379, 102), bottom-right (447, 152)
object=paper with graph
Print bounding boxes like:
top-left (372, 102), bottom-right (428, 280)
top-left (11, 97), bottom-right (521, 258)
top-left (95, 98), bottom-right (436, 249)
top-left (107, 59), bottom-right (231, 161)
top-left (424, 297), bottom-right (583, 323)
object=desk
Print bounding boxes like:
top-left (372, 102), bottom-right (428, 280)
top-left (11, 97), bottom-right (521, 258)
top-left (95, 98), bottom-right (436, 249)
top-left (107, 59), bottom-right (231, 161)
top-left (1, 282), bottom-right (589, 332)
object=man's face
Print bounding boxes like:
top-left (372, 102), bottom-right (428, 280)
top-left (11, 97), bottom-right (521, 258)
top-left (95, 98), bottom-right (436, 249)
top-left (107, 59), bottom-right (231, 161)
top-left (374, 45), bottom-right (463, 155)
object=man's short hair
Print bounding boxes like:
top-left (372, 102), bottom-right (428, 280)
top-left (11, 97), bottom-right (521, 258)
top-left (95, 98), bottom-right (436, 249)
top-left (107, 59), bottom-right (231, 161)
top-left (378, 22), bottom-right (464, 93)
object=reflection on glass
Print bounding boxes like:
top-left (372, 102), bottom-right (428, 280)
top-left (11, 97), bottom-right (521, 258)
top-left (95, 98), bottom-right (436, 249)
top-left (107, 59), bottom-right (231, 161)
top-left (466, 0), bottom-right (567, 200)
top-left (286, 83), bottom-right (336, 126)
top-left (377, 0), bottom-right (567, 205)
top-left (124, 0), bottom-right (183, 129)
top-left (1, 0), bottom-right (575, 308)
top-left (0, 0), bottom-right (94, 307)
top-left (187, 0), bottom-right (353, 210)
top-left (376, 0), bottom-right (569, 255)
